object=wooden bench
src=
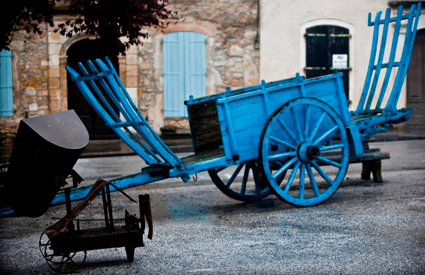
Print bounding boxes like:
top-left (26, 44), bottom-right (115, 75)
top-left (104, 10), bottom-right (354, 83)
top-left (349, 143), bottom-right (390, 182)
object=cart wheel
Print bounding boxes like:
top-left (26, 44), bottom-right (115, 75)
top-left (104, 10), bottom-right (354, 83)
top-left (125, 246), bottom-right (135, 263)
top-left (39, 229), bottom-right (50, 259)
top-left (208, 159), bottom-right (271, 201)
top-left (43, 232), bottom-right (87, 274)
top-left (259, 98), bottom-right (349, 206)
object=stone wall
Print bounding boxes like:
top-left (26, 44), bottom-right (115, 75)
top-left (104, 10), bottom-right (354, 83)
top-left (1, 0), bottom-right (260, 141)
top-left (138, 0), bottom-right (260, 133)
top-left (0, 26), bottom-right (49, 141)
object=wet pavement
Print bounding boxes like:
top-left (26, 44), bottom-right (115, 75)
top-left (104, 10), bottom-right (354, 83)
top-left (0, 140), bottom-right (424, 274)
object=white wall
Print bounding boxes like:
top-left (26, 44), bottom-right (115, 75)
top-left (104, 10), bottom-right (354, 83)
top-left (260, 0), bottom-right (420, 110)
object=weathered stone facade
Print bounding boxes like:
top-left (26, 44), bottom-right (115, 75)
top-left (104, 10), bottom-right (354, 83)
top-left (1, 0), bottom-right (260, 141)
top-left (138, 0), bottom-right (260, 132)
top-left (0, 26), bottom-right (49, 140)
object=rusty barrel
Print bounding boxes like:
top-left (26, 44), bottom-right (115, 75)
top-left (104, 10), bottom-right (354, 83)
top-left (4, 110), bottom-right (89, 217)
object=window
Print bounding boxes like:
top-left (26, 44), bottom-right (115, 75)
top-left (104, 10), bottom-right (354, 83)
top-left (306, 25), bottom-right (350, 99)
top-left (163, 32), bottom-right (206, 117)
top-left (0, 50), bottom-right (13, 117)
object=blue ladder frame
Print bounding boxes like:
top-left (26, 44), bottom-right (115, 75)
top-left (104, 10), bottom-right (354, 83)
top-left (66, 58), bottom-right (184, 170)
top-left (352, 2), bottom-right (421, 139)
top-left (355, 2), bottom-right (421, 116)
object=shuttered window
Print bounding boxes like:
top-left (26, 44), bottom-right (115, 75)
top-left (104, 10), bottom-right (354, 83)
top-left (305, 25), bottom-right (350, 99)
top-left (163, 32), bottom-right (206, 117)
top-left (0, 50), bottom-right (13, 117)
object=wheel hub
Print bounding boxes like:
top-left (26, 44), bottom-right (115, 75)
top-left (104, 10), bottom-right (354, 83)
top-left (307, 145), bottom-right (320, 159)
top-left (297, 142), bottom-right (320, 163)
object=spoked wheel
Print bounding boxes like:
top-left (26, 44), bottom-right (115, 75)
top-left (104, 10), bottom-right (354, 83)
top-left (259, 98), bottom-right (349, 206)
top-left (42, 232), bottom-right (87, 274)
top-left (208, 159), bottom-right (271, 201)
top-left (39, 230), bottom-right (50, 259)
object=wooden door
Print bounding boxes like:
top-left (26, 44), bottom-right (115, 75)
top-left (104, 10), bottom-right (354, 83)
top-left (406, 29), bottom-right (425, 129)
top-left (67, 39), bottom-right (119, 139)
top-left (306, 25), bottom-right (350, 100)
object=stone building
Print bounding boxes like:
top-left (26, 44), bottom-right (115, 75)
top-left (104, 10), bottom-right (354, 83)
top-left (0, 0), bottom-right (423, 147)
top-left (0, 0), bottom-right (260, 143)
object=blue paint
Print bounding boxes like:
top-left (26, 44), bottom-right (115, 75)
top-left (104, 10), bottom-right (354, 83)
top-left (0, 50), bottom-right (13, 117)
top-left (163, 32), bottom-right (206, 117)
top-left (355, 3), bottom-right (421, 117)
top-left (67, 59), bottom-right (183, 170)
top-left (259, 98), bottom-right (350, 206)
top-left (57, 3), bottom-right (420, 209)
top-left (215, 73), bottom-right (350, 163)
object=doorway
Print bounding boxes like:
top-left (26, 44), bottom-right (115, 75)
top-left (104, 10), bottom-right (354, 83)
top-left (406, 29), bottom-right (425, 129)
top-left (67, 39), bottom-right (119, 139)
top-left (305, 25), bottom-right (350, 100)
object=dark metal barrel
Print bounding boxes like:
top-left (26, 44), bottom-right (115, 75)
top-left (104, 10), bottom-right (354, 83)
top-left (4, 110), bottom-right (89, 217)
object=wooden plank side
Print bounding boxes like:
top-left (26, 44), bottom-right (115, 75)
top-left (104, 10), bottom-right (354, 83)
top-left (187, 99), bottom-right (223, 153)
top-left (304, 77), bottom-right (350, 125)
top-left (192, 132), bottom-right (223, 153)
top-left (231, 111), bottom-right (266, 133)
top-left (267, 87), bottom-right (302, 110)
top-left (233, 125), bottom-right (264, 161)
top-left (187, 100), bottom-right (219, 118)
top-left (226, 94), bottom-right (265, 120)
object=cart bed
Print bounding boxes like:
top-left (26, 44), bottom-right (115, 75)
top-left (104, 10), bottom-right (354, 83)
top-left (187, 73), bottom-right (350, 162)
top-left (186, 75), bottom-right (303, 153)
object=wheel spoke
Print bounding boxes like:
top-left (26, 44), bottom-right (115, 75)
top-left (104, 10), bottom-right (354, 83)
top-left (268, 151), bottom-right (296, 161)
top-left (317, 156), bottom-right (342, 168)
top-left (320, 143), bottom-right (344, 152)
top-left (314, 125), bottom-right (339, 146)
top-left (270, 136), bottom-right (297, 150)
top-left (311, 160), bottom-right (333, 185)
top-left (291, 106), bottom-right (303, 140)
top-left (307, 163), bottom-right (321, 197)
top-left (252, 164), bottom-right (261, 194)
top-left (299, 164), bottom-right (305, 200)
top-left (69, 258), bottom-right (77, 267)
top-left (209, 160), bottom-right (271, 201)
top-left (304, 105), bottom-right (311, 138)
top-left (277, 118), bottom-right (299, 144)
top-left (59, 256), bottom-right (65, 271)
top-left (272, 157), bottom-right (298, 180)
top-left (69, 251), bottom-right (77, 260)
top-left (283, 161), bottom-right (302, 193)
top-left (308, 112), bottom-right (326, 142)
top-left (226, 163), bottom-right (244, 187)
top-left (241, 164), bottom-right (250, 195)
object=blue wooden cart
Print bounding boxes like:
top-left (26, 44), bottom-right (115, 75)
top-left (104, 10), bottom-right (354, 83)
top-left (63, 3), bottom-right (421, 207)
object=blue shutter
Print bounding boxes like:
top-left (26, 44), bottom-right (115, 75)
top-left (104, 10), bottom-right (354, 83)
top-left (0, 50), bottom-right (13, 117)
top-left (163, 32), bottom-right (185, 117)
top-left (184, 32), bottom-right (206, 114)
top-left (163, 32), bottom-right (206, 118)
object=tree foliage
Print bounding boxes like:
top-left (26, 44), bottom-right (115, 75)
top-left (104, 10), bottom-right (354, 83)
top-left (1, 0), bottom-right (176, 54)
